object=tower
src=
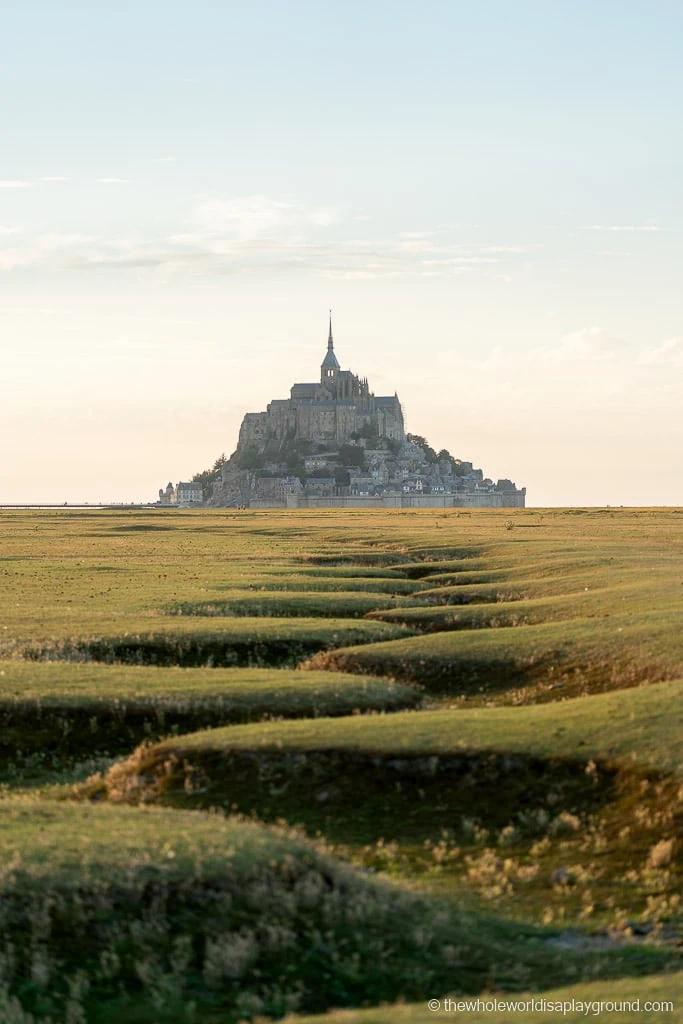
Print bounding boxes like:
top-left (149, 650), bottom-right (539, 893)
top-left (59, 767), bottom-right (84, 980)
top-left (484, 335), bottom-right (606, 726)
top-left (320, 311), bottom-right (340, 385)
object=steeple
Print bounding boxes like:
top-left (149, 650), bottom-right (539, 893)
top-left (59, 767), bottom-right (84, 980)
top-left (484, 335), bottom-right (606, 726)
top-left (321, 309), bottom-right (340, 383)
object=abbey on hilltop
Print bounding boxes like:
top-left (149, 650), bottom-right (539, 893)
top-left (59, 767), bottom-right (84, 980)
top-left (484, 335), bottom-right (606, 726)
top-left (238, 315), bottom-right (405, 451)
top-left (158, 317), bottom-right (526, 509)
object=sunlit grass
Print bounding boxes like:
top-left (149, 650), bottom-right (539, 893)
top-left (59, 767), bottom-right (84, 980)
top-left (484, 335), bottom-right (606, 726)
top-left (2, 507), bottom-right (683, 1019)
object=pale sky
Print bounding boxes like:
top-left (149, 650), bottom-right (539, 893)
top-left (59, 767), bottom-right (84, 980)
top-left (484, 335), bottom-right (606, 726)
top-left (1, 1), bottom-right (682, 506)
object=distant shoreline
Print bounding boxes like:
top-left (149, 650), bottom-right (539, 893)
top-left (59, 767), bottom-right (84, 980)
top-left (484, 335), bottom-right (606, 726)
top-left (0, 504), bottom-right (158, 510)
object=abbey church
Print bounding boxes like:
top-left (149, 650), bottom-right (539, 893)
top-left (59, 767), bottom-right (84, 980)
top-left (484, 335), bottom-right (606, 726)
top-left (238, 317), bottom-right (405, 451)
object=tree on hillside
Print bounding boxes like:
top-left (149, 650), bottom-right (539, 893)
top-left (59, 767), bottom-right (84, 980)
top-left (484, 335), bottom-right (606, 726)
top-left (407, 433), bottom-right (437, 463)
top-left (357, 422), bottom-right (378, 440)
top-left (192, 453), bottom-right (228, 491)
top-left (338, 444), bottom-right (366, 469)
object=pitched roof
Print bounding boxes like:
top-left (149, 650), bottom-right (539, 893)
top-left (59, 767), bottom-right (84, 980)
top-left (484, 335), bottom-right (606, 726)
top-left (321, 348), bottom-right (340, 369)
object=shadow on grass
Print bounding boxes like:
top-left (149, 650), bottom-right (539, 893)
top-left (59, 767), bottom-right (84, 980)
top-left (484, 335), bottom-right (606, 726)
top-left (89, 744), bottom-right (624, 848)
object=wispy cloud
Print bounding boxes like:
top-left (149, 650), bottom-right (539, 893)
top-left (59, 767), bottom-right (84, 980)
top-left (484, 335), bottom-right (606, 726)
top-left (0, 232), bottom-right (96, 271)
top-left (194, 195), bottom-right (297, 239)
top-left (533, 326), bottom-right (623, 362)
top-left (0, 305), bottom-right (73, 316)
top-left (0, 180), bottom-right (30, 189)
top-left (584, 224), bottom-right (662, 232)
top-left (97, 177), bottom-right (130, 184)
top-left (40, 176), bottom-right (71, 182)
top-left (0, 249), bottom-right (36, 271)
top-left (638, 337), bottom-right (683, 367)
top-left (1, 192), bottom-right (531, 280)
top-left (307, 207), bottom-right (340, 227)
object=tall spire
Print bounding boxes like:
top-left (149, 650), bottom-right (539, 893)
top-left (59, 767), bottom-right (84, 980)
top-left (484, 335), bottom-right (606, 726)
top-left (321, 308), bottom-right (340, 379)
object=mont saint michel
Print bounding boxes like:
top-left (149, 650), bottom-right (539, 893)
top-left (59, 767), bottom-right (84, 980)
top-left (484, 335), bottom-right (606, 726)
top-left (159, 317), bottom-right (526, 509)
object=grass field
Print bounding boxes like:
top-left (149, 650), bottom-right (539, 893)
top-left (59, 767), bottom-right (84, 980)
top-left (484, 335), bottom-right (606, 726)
top-left (1, 507), bottom-right (681, 1021)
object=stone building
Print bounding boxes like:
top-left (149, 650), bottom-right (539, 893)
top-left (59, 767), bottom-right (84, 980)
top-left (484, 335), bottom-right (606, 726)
top-left (158, 480), bottom-right (203, 506)
top-left (237, 316), bottom-right (405, 450)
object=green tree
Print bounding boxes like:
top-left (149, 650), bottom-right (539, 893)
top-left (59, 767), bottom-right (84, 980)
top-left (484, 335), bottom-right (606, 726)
top-left (338, 444), bottom-right (366, 468)
top-left (358, 422), bottom-right (378, 440)
top-left (192, 452), bottom-right (228, 491)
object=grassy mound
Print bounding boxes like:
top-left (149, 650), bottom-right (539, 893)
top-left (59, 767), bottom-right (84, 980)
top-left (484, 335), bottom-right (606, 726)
top-left (366, 586), bottom-right (660, 631)
top-left (296, 552), bottom-right (404, 568)
top-left (410, 584), bottom-right (525, 606)
top-left (87, 684), bottom-right (681, 930)
top-left (168, 591), bottom-right (416, 619)
top-left (290, 973), bottom-right (683, 1024)
top-left (19, 618), bottom-right (412, 669)
top-left (88, 681), bottom-right (682, 821)
top-left (0, 799), bottom-right (640, 1023)
top-left (417, 570), bottom-right (509, 586)
top-left (391, 558), bottom-right (488, 579)
top-left (213, 576), bottom-right (429, 594)
top-left (0, 661), bottom-right (420, 779)
top-left (307, 611), bottom-right (683, 701)
top-left (270, 566), bottom-right (413, 580)
top-left (95, 681), bottom-right (682, 775)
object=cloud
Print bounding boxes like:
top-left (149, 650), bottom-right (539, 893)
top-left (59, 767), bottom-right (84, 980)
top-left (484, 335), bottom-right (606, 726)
top-left (0, 305), bottom-right (73, 316)
top-left (307, 207), bottom-right (340, 227)
top-left (151, 156), bottom-right (176, 163)
top-left (40, 176), bottom-right (71, 182)
top-left (0, 180), bottom-right (30, 188)
top-left (584, 224), bottom-right (662, 232)
top-left (0, 248), bottom-right (36, 271)
top-left (534, 326), bottom-right (623, 362)
top-left (0, 191), bottom-right (530, 281)
top-left (638, 337), bottom-right (683, 368)
top-left (479, 345), bottom-right (506, 370)
top-left (70, 231), bottom-right (526, 279)
top-left (39, 233), bottom-right (94, 250)
top-left (97, 177), bottom-right (130, 184)
top-left (193, 195), bottom-right (298, 239)
top-left (0, 232), bottom-right (96, 271)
